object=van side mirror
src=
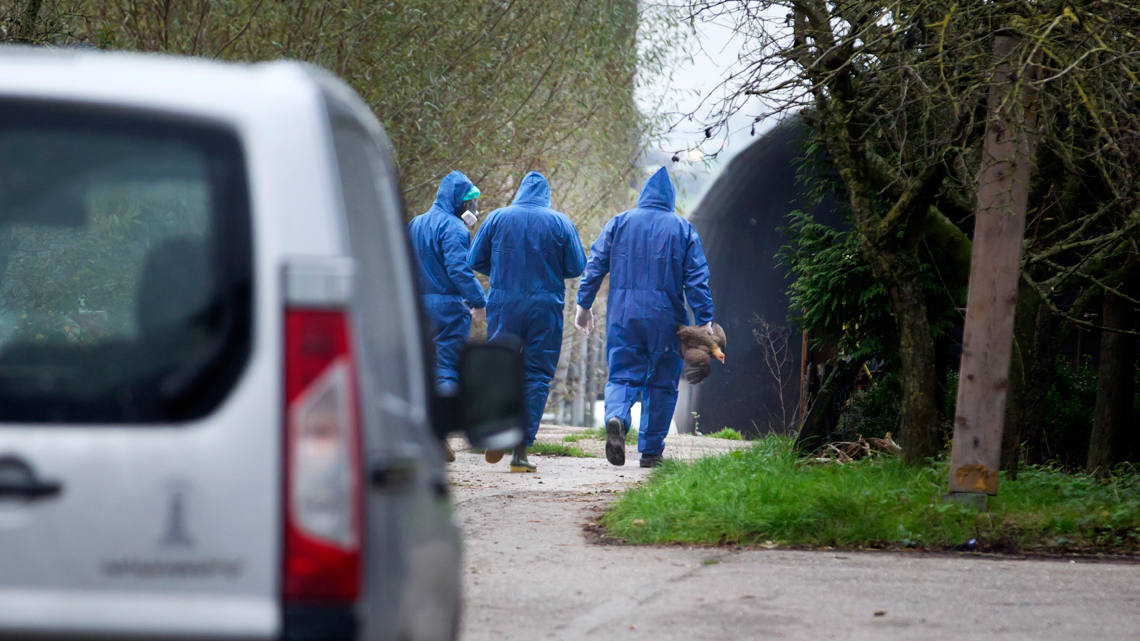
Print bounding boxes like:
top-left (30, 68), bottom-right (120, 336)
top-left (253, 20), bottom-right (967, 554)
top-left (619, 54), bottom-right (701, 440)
top-left (449, 342), bottom-right (524, 450)
top-left (456, 339), bottom-right (522, 449)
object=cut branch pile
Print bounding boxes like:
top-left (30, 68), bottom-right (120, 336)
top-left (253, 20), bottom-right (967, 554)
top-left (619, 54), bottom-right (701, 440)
top-left (812, 433), bottom-right (902, 464)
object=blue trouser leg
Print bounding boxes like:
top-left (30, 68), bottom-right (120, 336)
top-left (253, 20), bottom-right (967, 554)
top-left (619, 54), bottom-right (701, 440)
top-left (604, 345), bottom-right (647, 439)
top-left (487, 298), bottom-right (564, 445)
top-left (424, 296), bottom-right (470, 395)
top-left (520, 301), bottom-right (563, 445)
top-left (639, 349), bottom-right (683, 455)
top-left (604, 316), bottom-right (683, 456)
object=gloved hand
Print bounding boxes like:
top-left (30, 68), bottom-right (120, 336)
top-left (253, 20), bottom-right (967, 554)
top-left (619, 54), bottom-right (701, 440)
top-left (705, 321), bottom-right (715, 335)
top-left (575, 305), bottom-right (594, 333)
top-left (471, 306), bottom-right (486, 324)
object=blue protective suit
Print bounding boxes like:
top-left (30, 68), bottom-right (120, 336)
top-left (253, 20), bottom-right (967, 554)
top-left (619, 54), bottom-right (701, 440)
top-left (469, 172), bottom-right (586, 444)
top-left (407, 171), bottom-right (487, 394)
top-left (577, 167), bottom-right (714, 456)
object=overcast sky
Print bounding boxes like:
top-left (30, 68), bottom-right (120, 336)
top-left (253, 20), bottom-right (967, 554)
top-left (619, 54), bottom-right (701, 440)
top-left (637, 7), bottom-right (786, 213)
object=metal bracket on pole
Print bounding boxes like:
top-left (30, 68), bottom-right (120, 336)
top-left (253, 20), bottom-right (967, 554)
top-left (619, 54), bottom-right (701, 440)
top-left (942, 492), bottom-right (988, 512)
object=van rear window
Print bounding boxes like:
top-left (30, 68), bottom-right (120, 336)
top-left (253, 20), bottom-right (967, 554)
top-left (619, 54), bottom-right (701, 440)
top-left (0, 101), bottom-right (251, 423)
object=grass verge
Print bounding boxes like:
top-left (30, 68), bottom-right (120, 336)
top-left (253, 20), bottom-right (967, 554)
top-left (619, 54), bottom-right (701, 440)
top-left (467, 443), bottom-right (594, 457)
top-left (529, 442), bottom-right (594, 458)
top-left (563, 427), bottom-right (637, 444)
top-left (706, 428), bottom-right (744, 440)
top-left (562, 429), bottom-right (601, 443)
top-left (602, 436), bottom-right (1140, 554)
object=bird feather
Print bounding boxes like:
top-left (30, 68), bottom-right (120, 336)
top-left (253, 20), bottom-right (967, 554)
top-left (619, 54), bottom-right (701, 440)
top-left (676, 322), bottom-right (727, 385)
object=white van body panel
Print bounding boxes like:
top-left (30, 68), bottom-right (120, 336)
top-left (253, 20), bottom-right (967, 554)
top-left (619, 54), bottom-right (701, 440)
top-left (0, 48), bottom-right (455, 640)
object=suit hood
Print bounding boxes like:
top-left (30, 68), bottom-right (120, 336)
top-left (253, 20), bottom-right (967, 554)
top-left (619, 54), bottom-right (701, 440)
top-left (432, 170), bottom-right (475, 215)
top-left (511, 171), bottom-right (552, 207)
top-left (636, 167), bottom-right (676, 212)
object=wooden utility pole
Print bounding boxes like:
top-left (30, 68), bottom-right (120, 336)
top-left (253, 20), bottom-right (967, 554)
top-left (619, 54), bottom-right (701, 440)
top-left (948, 36), bottom-right (1040, 497)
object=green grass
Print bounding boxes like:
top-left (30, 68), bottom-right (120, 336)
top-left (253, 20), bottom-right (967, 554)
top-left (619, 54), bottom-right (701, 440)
top-left (468, 443), bottom-right (594, 458)
top-left (563, 427), bottom-right (637, 444)
top-left (528, 442), bottom-right (594, 458)
top-left (563, 428), bottom-right (603, 443)
top-left (706, 428), bottom-right (744, 440)
top-left (602, 436), bottom-right (1140, 554)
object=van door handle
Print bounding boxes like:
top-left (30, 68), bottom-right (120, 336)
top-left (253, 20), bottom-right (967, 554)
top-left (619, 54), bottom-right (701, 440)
top-left (0, 455), bottom-right (62, 500)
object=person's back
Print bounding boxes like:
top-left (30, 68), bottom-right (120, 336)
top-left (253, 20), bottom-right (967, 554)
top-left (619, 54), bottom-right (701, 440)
top-left (576, 167), bottom-right (714, 468)
top-left (603, 203), bottom-right (702, 327)
top-left (407, 171), bottom-right (486, 397)
top-left (470, 172), bottom-right (584, 304)
top-left (469, 171), bottom-right (586, 472)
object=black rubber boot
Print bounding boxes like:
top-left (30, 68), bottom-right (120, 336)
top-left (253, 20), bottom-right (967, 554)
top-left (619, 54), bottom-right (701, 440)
top-left (640, 454), bottom-right (664, 468)
top-left (509, 443), bottom-right (536, 473)
top-left (605, 417), bottom-right (626, 466)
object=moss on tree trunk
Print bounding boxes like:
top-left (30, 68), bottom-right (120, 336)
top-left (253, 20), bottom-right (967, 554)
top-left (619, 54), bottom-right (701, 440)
top-left (880, 261), bottom-right (940, 464)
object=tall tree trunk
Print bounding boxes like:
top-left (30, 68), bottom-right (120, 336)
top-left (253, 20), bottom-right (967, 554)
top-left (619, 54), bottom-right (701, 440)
top-left (549, 310), bottom-right (574, 421)
top-left (1075, 328), bottom-right (1086, 368)
top-left (888, 276), bottom-right (940, 463)
top-left (1027, 260), bottom-right (1138, 465)
top-left (1087, 293), bottom-right (1136, 475)
top-left (1021, 304), bottom-right (1063, 464)
top-left (570, 330), bottom-right (587, 426)
top-left (817, 79), bottom-right (948, 467)
top-left (849, 166), bottom-right (944, 465)
top-left (865, 237), bottom-right (940, 463)
top-left (794, 361), bottom-right (858, 455)
top-left (1002, 279), bottom-right (1044, 476)
top-left (1002, 336), bottom-right (1027, 477)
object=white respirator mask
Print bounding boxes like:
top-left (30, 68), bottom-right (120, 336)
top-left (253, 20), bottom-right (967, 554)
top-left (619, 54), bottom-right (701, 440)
top-left (458, 185), bottom-right (481, 228)
top-left (460, 192), bottom-right (480, 228)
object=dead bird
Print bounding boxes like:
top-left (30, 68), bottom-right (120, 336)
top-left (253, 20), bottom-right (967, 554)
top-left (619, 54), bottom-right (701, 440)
top-left (677, 322), bottom-right (726, 384)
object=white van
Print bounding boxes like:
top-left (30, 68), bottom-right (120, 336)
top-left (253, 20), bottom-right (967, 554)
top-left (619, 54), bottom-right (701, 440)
top-left (0, 47), bottom-right (522, 641)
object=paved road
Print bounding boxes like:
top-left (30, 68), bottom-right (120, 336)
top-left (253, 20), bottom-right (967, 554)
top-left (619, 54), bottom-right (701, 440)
top-left (448, 427), bottom-right (1140, 640)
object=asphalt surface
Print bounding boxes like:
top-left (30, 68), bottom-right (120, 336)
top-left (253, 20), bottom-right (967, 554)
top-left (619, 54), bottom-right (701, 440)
top-left (448, 427), bottom-right (1140, 640)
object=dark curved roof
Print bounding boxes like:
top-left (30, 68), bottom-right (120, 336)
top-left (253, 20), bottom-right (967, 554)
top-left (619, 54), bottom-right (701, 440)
top-left (677, 119), bottom-right (843, 435)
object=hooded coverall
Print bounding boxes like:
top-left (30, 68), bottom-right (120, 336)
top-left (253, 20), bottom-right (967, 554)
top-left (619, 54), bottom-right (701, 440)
top-left (407, 171), bottom-right (487, 394)
top-left (468, 172), bottom-right (586, 445)
top-left (577, 167), bottom-right (714, 456)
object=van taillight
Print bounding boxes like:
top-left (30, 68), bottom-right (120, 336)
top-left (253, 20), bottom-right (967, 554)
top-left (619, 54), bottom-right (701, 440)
top-left (284, 308), bottom-right (362, 603)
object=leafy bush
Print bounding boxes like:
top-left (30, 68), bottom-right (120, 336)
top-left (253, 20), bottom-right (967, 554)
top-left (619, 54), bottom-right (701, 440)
top-left (836, 371), bottom-right (901, 440)
top-left (778, 210), bottom-right (965, 361)
top-left (1042, 360), bottom-right (1099, 468)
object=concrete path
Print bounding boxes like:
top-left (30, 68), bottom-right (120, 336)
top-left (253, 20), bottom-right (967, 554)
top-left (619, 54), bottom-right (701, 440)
top-left (448, 427), bottom-right (1140, 640)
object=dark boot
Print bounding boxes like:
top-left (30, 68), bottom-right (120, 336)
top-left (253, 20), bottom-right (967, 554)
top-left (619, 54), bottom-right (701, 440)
top-left (640, 454), bottom-right (663, 468)
top-left (485, 448), bottom-right (506, 464)
top-left (509, 443), bottom-right (536, 473)
top-left (606, 417), bottom-right (626, 466)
